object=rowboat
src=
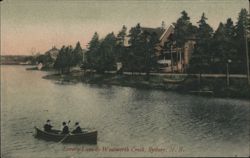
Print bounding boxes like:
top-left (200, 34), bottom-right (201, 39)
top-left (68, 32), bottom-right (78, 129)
top-left (189, 90), bottom-right (214, 96)
top-left (163, 78), bottom-right (185, 84)
top-left (34, 127), bottom-right (97, 144)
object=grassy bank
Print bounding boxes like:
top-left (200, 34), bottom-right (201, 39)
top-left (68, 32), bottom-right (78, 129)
top-left (43, 71), bottom-right (250, 100)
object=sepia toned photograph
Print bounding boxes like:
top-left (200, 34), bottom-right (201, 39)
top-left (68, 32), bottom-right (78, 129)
top-left (1, 0), bottom-right (249, 157)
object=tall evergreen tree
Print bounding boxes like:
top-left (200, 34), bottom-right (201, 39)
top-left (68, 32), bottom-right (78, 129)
top-left (235, 8), bottom-right (250, 73)
top-left (212, 22), bottom-right (227, 62)
top-left (126, 23), bottom-right (143, 73)
top-left (189, 13), bottom-right (213, 73)
top-left (116, 25), bottom-right (127, 68)
top-left (94, 32), bottom-right (117, 73)
top-left (54, 46), bottom-right (73, 74)
top-left (117, 25), bottom-right (127, 46)
top-left (71, 41), bottom-right (83, 67)
top-left (83, 32), bottom-right (100, 70)
top-left (173, 11), bottom-right (197, 47)
top-left (141, 31), bottom-right (159, 75)
top-left (212, 19), bottom-right (237, 66)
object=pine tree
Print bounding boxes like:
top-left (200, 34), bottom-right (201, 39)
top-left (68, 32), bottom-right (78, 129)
top-left (117, 25), bottom-right (127, 46)
top-left (189, 13), bottom-right (213, 73)
top-left (140, 31), bottom-right (159, 75)
top-left (173, 11), bottom-right (197, 47)
top-left (235, 8), bottom-right (250, 73)
top-left (54, 46), bottom-right (73, 74)
top-left (95, 32), bottom-right (117, 73)
top-left (126, 23), bottom-right (143, 73)
top-left (213, 22), bottom-right (226, 63)
top-left (83, 32), bottom-right (100, 70)
top-left (71, 41), bottom-right (83, 67)
top-left (116, 25), bottom-right (127, 70)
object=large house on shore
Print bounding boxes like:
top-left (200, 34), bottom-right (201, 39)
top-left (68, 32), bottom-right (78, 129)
top-left (125, 24), bottom-right (196, 73)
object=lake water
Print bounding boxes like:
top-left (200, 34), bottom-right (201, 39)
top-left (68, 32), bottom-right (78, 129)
top-left (1, 65), bottom-right (249, 157)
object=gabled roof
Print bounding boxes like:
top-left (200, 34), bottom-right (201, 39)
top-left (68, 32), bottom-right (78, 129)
top-left (141, 27), bottom-right (166, 39)
top-left (140, 24), bottom-right (175, 41)
top-left (159, 24), bottom-right (175, 41)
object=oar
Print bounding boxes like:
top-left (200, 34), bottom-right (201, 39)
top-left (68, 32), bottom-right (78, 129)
top-left (58, 134), bottom-right (70, 143)
top-left (57, 120), bottom-right (71, 143)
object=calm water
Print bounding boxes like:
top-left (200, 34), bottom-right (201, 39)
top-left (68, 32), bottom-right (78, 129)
top-left (1, 65), bottom-right (249, 157)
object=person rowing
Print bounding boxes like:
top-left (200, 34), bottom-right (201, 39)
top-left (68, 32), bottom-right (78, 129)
top-left (44, 120), bottom-right (53, 132)
top-left (71, 122), bottom-right (82, 134)
top-left (61, 121), bottom-right (70, 134)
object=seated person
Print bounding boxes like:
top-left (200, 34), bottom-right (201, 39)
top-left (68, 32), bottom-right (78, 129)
top-left (71, 122), bottom-right (82, 134)
top-left (43, 120), bottom-right (53, 132)
top-left (61, 122), bottom-right (69, 134)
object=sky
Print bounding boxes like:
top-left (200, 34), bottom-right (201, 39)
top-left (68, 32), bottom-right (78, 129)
top-left (1, 0), bottom-right (249, 55)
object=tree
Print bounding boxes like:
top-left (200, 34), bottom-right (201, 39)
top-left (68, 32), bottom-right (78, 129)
top-left (94, 32), bottom-right (117, 73)
top-left (210, 18), bottom-right (237, 73)
top-left (71, 41), bottom-right (83, 67)
top-left (141, 31), bottom-right (159, 75)
top-left (117, 25), bottom-right (127, 47)
top-left (116, 25), bottom-right (127, 73)
top-left (54, 46), bottom-right (73, 74)
top-left (126, 23), bottom-right (143, 73)
top-left (36, 53), bottom-right (53, 67)
top-left (173, 11), bottom-right (198, 47)
top-left (213, 23), bottom-right (227, 60)
top-left (189, 13), bottom-right (214, 74)
top-left (235, 8), bottom-right (250, 73)
top-left (83, 32), bottom-right (100, 70)
top-left (124, 23), bottom-right (160, 75)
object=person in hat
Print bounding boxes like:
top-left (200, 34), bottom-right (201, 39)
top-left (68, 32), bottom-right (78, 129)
top-left (61, 122), bottom-right (69, 134)
top-left (71, 122), bottom-right (82, 134)
top-left (44, 120), bottom-right (53, 132)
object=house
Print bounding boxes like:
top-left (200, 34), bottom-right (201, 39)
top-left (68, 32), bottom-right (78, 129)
top-left (146, 24), bottom-right (196, 73)
top-left (125, 24), bottom-right (196, 73)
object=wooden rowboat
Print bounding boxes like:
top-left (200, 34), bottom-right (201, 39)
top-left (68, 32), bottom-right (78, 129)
top-left (34, 127), bottom-right (97, 144)
top-left (163, 78), bottom-right (185, 84)
top-left (189, 90), bottom-right (214, 96)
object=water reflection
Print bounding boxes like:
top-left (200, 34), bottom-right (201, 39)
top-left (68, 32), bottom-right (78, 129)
top-left (1, 66), bottom-right (249, 157)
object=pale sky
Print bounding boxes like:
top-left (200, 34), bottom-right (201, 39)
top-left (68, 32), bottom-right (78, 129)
top-left (1, 0), bottom-right (249, 55)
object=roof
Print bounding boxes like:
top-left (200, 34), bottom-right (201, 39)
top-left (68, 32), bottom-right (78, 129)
top-left (140, 27), bottom-right (166, 39)
top-left (140, 25), bottom-right (175, 41)
top-left (159, 24), bottom-right (174, 41)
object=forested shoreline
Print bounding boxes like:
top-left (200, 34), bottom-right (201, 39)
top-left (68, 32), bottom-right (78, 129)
top-left (48, 9), bottom-right (249, 75)
top-left (25, 9), bottom-right (250, 99)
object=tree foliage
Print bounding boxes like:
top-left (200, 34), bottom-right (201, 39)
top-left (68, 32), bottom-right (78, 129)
top-left (71, 41), bottom-right (83, 66)
top-left (83, 32), bottom-right (100, 70)
top-left (95, 32), bottom-right (117, 73)
top-left (189, 13), bottom-right (214, 73)
top-left (234, 8), bottom-right (250, 73)
top-left (47, 9), bottom-right (250, 75)
top-left (54, 46), bottom-right (73, 74)
top-left (54, 43), bottom-right (83, 74)
top-left (173, 11), bottom-right (198, 47)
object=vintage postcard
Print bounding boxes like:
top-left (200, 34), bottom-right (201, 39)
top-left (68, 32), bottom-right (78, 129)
top-left (1, 0), bottom-right (249, 157)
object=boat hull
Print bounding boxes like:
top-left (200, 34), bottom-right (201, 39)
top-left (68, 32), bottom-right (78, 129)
top-left (34, 127), bottom-right (97, 144)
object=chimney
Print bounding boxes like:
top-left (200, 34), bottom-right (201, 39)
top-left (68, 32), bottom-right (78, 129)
top-left (161, 21), bottom-right (166, 29)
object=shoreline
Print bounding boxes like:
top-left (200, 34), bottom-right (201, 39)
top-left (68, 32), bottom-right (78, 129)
top-left (42, 71), bottom-right (250, 100)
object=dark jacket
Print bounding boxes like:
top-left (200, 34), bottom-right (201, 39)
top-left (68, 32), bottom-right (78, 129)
top-left (62, 125), bottom-right (69, 134)
top-left (44, 124), bottom-right (52, 132)
top-left (72, 126), bottom-right (82, 134)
